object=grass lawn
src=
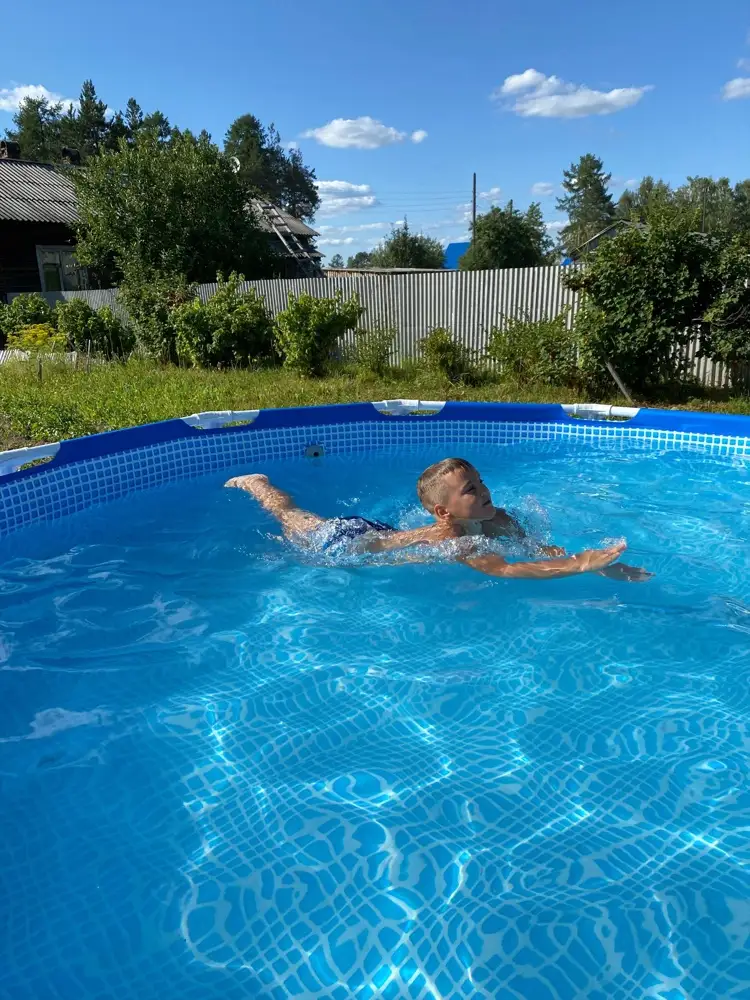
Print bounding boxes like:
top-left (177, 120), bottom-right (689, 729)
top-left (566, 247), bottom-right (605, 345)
top-left (0, 358), bottom-right (748, 451)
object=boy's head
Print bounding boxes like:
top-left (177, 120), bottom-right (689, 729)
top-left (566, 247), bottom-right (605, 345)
top-left (417, 458), bottom-right (495, 522)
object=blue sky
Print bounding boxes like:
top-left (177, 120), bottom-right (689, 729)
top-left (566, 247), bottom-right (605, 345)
top-left (3, 0), bottom-right (750, 261)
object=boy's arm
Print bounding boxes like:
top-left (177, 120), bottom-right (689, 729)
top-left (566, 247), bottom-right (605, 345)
top-left (487, 509), bottom-right (565, 557)
top-left (460, 543), bottom-right (626, 580)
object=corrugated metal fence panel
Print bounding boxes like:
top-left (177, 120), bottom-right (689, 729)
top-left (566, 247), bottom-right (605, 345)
top-left (19, 267), bottom-right (737, 388)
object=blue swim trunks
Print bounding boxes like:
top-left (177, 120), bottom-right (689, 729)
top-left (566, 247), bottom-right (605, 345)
top-left (309, 516), bottom-right (394, 552)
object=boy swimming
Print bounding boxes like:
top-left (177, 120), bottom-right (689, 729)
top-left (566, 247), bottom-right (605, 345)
top-left (225, 457), bottom-right (651, 581)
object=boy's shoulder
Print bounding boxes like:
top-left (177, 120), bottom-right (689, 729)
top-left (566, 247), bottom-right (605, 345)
top-left (482, 508), bottom-right (522, 538)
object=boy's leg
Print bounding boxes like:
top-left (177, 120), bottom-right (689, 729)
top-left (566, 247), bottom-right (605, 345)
top-left (225, 474), bottom-right (325, 539)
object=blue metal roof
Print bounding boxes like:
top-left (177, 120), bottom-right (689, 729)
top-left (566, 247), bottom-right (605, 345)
top-left (443, 241), bottom-right (470, 270)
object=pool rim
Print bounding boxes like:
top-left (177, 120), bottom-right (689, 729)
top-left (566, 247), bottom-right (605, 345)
top-left (2, 399), bottom-right (750, 486)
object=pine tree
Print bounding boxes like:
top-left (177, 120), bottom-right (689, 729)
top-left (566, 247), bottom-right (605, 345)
top-left (5, 97), bottom-right (63, 162)
top-left (328, 253), bottom-right (345, 268)
top-left (125, 98), bottom-right (144, 140)
top-left (556, 153), bottom-right (615, 253)
top-left (74, 80), bottom-right (110, 158)
top-left (224, 114), bottom-right (319, 220)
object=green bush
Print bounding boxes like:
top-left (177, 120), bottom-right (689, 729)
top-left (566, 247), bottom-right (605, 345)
top-left (419, 326), bottom-right (478, 383)
top-left (173, 273), bottom-right (276, 368)
top-left (349, 325), bottom-right (396, 376)
top-left (118, 272), bottom-right (195, 362)
top-left (0, 293), bottom-right (55, 346)
top-left (487, 310), bottom-right (579, 387)
top-left (564, 224), bottom-right (719, 394)
top-left (7, 323), bottom-right (67, 352)
top-left (701, 237), bottom-right (750, 364)
top-left (275, 291), bottom-right (364, 376)
top-left (55, 298), bottom-right (133, 358)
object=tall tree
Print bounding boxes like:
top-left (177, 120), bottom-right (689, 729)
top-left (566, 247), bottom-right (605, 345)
top-left (616, 177), bottom-right (675, 224)
top-left (124, 98), bottom-right (144, 139)
top-left (369, 221), bottom-right (445, 269)
top-left (72, 129), bottom-right (272, 284)
top-left (73, 80), bottom-right (110, 158)
top-left (459, 202), bottom-right (553, 271)
top-left (346, 251), bottom-right (373, 268)
top-left (673, 176), bottom-right (735, 235)
top-left (5, 96), bottom-right (63, 162)
top-left (141, 109), bottom-right (172, 142)
top-left (732, 179), bottom-right (750, 237)
top-left (328, 253), bottom-right (345, 268)
top-left (224, 114), bottom-right (319, 220)
top-left (556, 153), bottom-right (615, 252)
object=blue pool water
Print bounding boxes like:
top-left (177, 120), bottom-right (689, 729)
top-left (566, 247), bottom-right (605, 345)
top-left (2, 441), bottom-right (750, 1000)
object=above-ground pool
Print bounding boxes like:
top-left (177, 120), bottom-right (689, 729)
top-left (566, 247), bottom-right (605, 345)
top-left (1, 401), bottom-right (750, 1000)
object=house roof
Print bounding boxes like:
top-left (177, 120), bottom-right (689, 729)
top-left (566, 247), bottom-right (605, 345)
top-left (572, 219), bottom-right (647, 256)
top-left (250, 199), bottom-right (318, 238)
top-left (0, 159), bottom-right (79, 226)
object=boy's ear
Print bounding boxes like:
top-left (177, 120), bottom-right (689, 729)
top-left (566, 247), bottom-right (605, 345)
top-left (433, 503), bottom-right (450, 520)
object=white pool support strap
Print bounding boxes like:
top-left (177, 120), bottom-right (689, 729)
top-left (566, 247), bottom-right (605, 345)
top-left (371, 399), bottom-right (447, 415)
top-left (181, 409), bottom-right (261, 429)
top-left (562, 403), bottom-right (640, 420)
top-left (0, 442), bottom-right (61, 478)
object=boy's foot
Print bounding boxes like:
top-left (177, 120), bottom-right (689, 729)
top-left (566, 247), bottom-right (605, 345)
top-left (225, 473), bottom-right (269, 491)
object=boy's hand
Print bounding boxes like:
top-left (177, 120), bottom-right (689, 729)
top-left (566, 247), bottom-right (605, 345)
top-left (572, 543), bottom-right (627, 573)
top-left (598, 562), bottom-right (653, 583)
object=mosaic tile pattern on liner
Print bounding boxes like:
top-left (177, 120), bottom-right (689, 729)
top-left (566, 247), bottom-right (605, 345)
top-left (2, 419), bottom-right (749, 536)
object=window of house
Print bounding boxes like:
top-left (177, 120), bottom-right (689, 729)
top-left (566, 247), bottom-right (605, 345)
top-left (35, 247), bottom-right (89, 293)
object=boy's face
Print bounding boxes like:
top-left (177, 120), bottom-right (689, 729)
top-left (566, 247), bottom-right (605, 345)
top-left (434, 465), bottom-right (495, 521)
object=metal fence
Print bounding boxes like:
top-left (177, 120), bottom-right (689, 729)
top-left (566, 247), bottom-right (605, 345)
top-left (26, 267), bottom-right (582, 363)
top-left (13, 267), bottom-right (745, 389)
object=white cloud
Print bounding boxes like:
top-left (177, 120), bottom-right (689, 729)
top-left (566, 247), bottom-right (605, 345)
top-left (531, 182), bottom-right (555, 197)
top-left (545, 220), bottom-right (566, 233)
top-left (316, 180), bottom-right (371, 195)
top-left (480, 186), bottom-right (502, 203)
top-left (738, 58), bottom-right (750, 71)
top-left (493, 68), bottom-right (651, 118)
top-left (0, 83), bottom-right (76, 113)
top-left (722, 77), bottom-right (750, 100)
top-left (302, 116), bottom-right (427, 149)
top-left (318, 237), bottom-right (355, 246)
top-left (315, 179), bottom-right (379, 216)
top-left (624, 178), bottom-right (639, 190)
top-left (318, 221), bottom-right (391, 234)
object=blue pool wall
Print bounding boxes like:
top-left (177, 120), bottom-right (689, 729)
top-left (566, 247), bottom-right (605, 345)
top-left (2, 401), bottom-right (750, 538)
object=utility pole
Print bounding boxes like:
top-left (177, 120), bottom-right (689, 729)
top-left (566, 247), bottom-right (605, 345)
top-left (471, 173), bottom-right (477, 237)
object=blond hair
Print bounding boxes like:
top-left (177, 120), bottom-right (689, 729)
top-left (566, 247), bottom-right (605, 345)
top-left (416, 457), bottom-right (474, 513)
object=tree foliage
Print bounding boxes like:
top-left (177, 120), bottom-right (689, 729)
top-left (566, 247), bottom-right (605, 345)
top-left (565, 223), bottom-right (722, 393)
top-left (617, 175), bottom-right (750, 237)
top-left (5, 96), bottom-right (64, 162)
top-left (369, 222), bottom-right (445, 269)
top-left (701, 238), bottom-right (750, 364)
top-left (328, 254), bottom-right (345, 269)
top-left (556, 153), bottom-right (615, 253)
top-left (346, 251), bottom-right (374, 269)
top-left (223, 114), bottom-right (319, 220)
top-left (72, 130), bottom-right (272, 286)
top-left (459, 202), bottom-right (552, 271)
